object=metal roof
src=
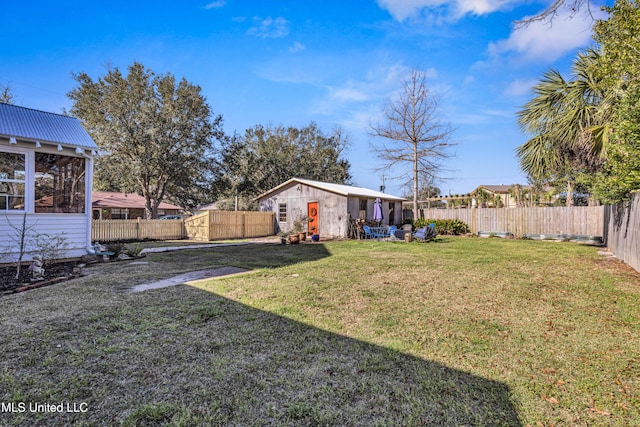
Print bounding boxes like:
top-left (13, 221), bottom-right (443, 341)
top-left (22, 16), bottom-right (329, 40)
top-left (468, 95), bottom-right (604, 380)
top-left (0, 102), bottom-right (98, 149)
top-left (256, 178), bottom-right (405, 201)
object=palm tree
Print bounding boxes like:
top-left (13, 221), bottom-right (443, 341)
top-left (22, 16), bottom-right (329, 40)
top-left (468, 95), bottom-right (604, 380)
top-left (516, 48), bottom-right (612, 205)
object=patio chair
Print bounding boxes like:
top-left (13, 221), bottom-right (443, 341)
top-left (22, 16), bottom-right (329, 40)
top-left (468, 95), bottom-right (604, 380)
top-left (362, 225), bottom-right (375, 239)
top-left (414, 223), bottom-right (437, 242)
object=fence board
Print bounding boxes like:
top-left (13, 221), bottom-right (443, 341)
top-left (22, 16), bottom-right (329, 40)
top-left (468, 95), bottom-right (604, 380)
top-left (92, 219), bottom-right (186, 242)
top-left (420, 206), bottom-right (605, 237)
top-left (604, 193), bottom-right (640, 272)
top-left (184, 211), bottom-right (274, 241)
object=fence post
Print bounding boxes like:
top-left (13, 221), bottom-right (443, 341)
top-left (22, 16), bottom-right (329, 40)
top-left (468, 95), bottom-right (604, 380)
top-left (136, 217), bottom-right (141, 240)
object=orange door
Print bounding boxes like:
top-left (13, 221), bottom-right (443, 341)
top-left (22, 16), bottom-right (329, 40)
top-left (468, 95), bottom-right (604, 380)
top-left (307, 202), bottom-right (319, 235)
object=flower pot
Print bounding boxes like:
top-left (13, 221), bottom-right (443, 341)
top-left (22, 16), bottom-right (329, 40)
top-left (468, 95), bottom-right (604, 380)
top-left (311, 234), bottom-right (320, 242)
top-left (288, 235), bottom-right (300, 244)
top-left (299, 232), bottom-right (306, 241)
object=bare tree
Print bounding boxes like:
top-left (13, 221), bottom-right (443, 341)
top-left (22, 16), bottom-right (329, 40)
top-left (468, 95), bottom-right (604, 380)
top-left (369, 69), bottom-right (455, 219)
top-left (0, 84), bottom-right (16, 104)
top-left (515, 0), bottom-right (596, 28)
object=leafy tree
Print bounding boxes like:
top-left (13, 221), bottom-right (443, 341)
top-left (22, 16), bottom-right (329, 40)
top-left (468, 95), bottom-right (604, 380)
top-left (370, 69), bottom-right (455, 219)
top-left (516, 49), bottom-right (610, 205)
top-left (591, 0), bottom-right (640, 203)
top-left (216, 123), bottom-right (351, 209)
top-left (68, 62), bottom-right (223, 217)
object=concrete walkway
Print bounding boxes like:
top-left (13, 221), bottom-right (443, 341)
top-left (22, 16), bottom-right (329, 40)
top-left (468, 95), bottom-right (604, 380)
top-left (130, 266), bottom-right (250, 292)
top-left (130, 237), bottom-right (280, 292)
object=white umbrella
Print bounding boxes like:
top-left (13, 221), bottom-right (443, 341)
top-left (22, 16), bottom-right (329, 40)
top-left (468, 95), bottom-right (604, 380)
top-left (373, 198), bottom-right (384, 223)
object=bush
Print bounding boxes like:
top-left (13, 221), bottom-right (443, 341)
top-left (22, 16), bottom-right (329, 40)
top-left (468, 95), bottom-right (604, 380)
top-left (415, 218), bottom-right (470, 235)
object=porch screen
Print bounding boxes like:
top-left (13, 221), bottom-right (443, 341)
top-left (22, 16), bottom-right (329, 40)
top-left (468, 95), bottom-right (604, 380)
top-left (34, 153), bottom-right (86, 213)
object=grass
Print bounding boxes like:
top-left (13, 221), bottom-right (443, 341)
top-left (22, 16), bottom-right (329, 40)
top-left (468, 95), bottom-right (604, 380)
top-left (0, 237), bottom-right (638, 426)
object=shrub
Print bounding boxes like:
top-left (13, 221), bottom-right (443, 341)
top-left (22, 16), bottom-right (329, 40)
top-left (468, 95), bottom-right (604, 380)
top-left (415, 218), bottom-right (470, 235)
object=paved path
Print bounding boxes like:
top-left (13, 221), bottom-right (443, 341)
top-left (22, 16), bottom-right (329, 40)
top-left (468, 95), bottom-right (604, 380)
top-left (139, 242), bottom-right (249, 254)
top-left (130, 266), bottom-right (250, 292)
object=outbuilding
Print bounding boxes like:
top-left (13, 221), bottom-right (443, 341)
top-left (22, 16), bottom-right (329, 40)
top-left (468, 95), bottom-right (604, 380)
top-left (0, 103), bottom-right (99, 261)
top-left (256, 178), bottom-right (405, 239)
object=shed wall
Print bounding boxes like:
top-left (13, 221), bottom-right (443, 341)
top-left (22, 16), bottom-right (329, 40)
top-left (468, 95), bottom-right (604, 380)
top-left (258, 182), bottom-right (349, 238)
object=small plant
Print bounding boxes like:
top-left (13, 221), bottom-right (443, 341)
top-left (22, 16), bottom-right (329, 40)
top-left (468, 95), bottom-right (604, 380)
top-left (123, 243), bottom-right (143, 258)
top-left (105, 242), bottom-right (126, 257)
top-left (3, 213), bottom-right (37, 280)
top-left (32, 232), bottom-right (70, 266)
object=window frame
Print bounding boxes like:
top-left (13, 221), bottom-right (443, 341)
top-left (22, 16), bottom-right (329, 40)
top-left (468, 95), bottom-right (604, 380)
top-left (278, 203), bottom-right (287, 223)
top-left (0, 146), bottom-right (31, 213)
top-left (34, 151), bottom-right (87, 214)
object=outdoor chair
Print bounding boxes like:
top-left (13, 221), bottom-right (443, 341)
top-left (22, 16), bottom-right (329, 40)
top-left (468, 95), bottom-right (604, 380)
top-left (362, 225), bottom-right (375, 239)
top-left (414, 224), bottom-right (437, 242)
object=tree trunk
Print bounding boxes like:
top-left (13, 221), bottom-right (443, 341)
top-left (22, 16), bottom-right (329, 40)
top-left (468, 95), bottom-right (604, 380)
top-left (413, 144), bottom-right (419, 220)
top-left (566, 181), bottom-right (573, 207)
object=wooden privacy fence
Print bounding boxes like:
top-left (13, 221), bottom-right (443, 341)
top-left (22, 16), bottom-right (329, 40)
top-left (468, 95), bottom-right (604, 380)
top-left (92, 219), bottom-right (186, 242)
top-left (604, 193), bottom-right (640, 273)
top-left (420, 206), bottom-right (605, 238)
top-left (184, 211), bottom-right (274, 241)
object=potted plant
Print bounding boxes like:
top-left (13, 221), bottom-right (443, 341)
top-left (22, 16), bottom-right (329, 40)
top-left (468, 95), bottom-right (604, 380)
top-left (293, 216), bottom-right (310, 241)
top-left (277, 232), bottom-right (288, 245)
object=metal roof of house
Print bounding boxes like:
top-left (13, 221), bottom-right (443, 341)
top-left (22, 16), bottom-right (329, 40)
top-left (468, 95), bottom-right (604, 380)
top-left (0, 103), bottom-right (98, 149)
top-left (92, 192), bottom-right (183, 210)
top-left (256, 178), bottom-right (405, 201)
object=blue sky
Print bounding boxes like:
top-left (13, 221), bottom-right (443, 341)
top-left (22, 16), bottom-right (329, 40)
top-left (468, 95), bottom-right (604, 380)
top-left (0, 0), bottom-right (607, 197)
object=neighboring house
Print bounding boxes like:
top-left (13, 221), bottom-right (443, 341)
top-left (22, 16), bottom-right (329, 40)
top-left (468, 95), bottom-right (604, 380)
top-left (470, 184), bottom-right (531, 208)
top-left (0, 103), bottom-right (98, 261)
top-left (256, 178), bottom-right (405, 238)
top-left (92, 191), bottom-right (183, 219)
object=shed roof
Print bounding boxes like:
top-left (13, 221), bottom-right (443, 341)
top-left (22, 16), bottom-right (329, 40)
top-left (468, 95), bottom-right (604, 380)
top-left (0, 103), bottom-right (98, 149)
top-left (256, 178), bottom-right (405, 201)
top-left (92, 192), bottom-right (183, 210)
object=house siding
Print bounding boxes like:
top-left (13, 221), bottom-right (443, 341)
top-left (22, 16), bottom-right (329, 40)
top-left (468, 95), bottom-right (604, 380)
top-left (1, 138), bottom-right (94, 262)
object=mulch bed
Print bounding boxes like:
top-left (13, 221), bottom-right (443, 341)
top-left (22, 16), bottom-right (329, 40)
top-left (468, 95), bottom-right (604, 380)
top-left (1, 262), bottom-right (80, 295)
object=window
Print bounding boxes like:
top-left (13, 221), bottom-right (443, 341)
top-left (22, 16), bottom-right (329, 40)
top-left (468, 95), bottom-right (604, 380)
top-left (359, 198), bottom-right (367, 220)
top-left (0, 151), bottom-right (26, 210)
top-left (278, 203), bottom-right (287, 222)
top-left (34, 153), bottom-right (86, 213)
top-left (389, 201), bottom-right (395, 223)
top-left (111, 208), bottom-right (129, 220)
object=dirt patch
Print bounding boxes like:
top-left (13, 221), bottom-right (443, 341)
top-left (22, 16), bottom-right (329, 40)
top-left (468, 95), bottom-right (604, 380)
top-left (1, 262), bottom-right (80, 294)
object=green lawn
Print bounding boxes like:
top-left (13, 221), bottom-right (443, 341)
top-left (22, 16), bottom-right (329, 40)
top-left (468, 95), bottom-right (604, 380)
top-left (0, 237), bottom-right (638, 426)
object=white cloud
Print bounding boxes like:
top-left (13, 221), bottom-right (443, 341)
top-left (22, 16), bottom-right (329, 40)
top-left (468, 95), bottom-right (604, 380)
top-left (454, 0), bottom-right (516, 16)
top-left (376, 0), bottom-right (516, 21)
top-left (289, 42), bottom-right (306, 53)
top-left (376, 0), bottom-right (447, 21)
top-left (247, 16), bottom-right (289, 38)
top-left (204, 1), bottom-right (225, 9)
top-left (504, 78), bottom-right (537, 97)
top-left (488, 7), bottom-right (606, 62)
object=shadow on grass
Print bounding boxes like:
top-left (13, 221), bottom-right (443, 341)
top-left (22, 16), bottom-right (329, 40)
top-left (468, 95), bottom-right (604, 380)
top-left (0, 271), bottom-right (523, 426)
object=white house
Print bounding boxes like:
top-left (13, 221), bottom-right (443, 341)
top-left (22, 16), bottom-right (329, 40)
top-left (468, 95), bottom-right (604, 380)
top-left (256, 178), bottom-right (405, 239)
top-left (0, 103), bottom-right (98, 262)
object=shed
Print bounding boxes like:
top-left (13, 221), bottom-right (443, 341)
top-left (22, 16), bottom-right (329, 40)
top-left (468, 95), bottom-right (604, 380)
top-left (256, 178), bottom-right (405, 238)
top-left (0, 103), bottom-right (98, 262)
